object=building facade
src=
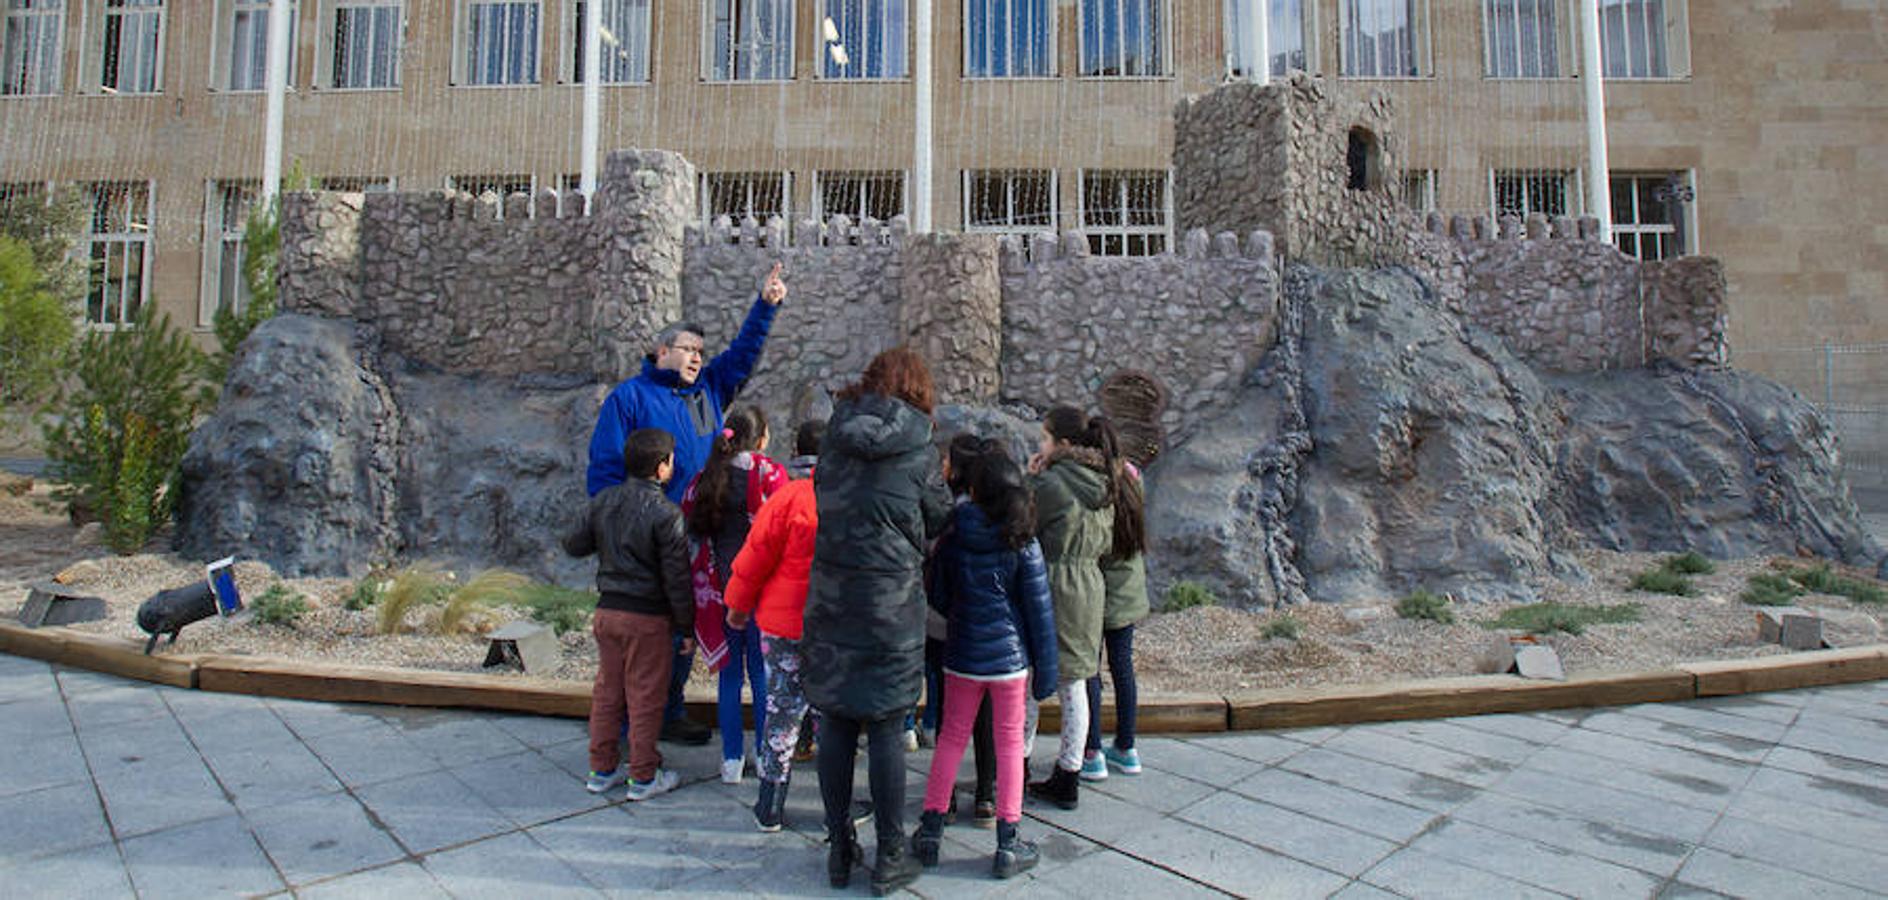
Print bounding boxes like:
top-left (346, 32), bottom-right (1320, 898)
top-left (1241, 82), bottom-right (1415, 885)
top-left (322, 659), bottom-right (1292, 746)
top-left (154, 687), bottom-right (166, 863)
top-left (0, 0), bottom-right (1882, 363)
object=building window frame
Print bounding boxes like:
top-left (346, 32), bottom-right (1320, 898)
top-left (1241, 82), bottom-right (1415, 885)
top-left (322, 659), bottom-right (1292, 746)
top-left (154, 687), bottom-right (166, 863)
top-left (200, 180), bottom-right (257, 328)
top-left (320, 0), bottom-right (402, 90)
top-left (702, 0), bottom-right (794, 83)
top-left (216, 0), bottom-right (301, 93)
top-left (1338, 0), bottom-right (1429, 80)
top-left (1598, 0), bottom-right (1688, 80)
top-left (963, 0), bottom-right (1053, 79)
top-left (1483, 0), bottom-right (1563, 79)
top-left (1077, 0), bottom-right (1168, 79)
top-left (1489, 167), bottom-right (1581, 222)
top-left (565, 0), bottom-right (650, 84)
top-left (699, 171), bottom-right (791, 233)
top-left (1609, 170), bottom-right (1691, 260)
top-left (98, 0), bottom-right (166, 95)
top-left (84, 180), bottom-right (154, 330)
top-left (447, 173), bottom-right (537, 217)
top-left (1079, 168), bottom-right (1169, 257)
top-left (1224, 0), bottom-right (1315, 80)
top-left (452, 0), bottom-right (541, 87)
top-left (962, 169), bottom-right (1056, 234)
top-left (813, 170), bottom-right (905, 242)
top-left (2, 0), bottom-right (65, 97)
top-left (319, 174), bottom-right (395, 192)
top-left (818, 0), bottom-right (907, 80)
top-left (1400, 168), bottom-right (1436, 212)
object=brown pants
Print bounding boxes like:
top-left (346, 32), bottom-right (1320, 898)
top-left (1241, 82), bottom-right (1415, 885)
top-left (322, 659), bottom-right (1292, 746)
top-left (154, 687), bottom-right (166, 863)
top-left (590, 609), bottom-right (674, 781)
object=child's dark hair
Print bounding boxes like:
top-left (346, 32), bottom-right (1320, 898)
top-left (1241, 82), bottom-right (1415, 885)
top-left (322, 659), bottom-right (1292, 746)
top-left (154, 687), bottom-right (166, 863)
top-left (623, 428), bottom-right (675, 481)
top-left (795, 419), bottom-right (826, 457)
top-left (969, 447), bottom-right (1035, 549)
top-left (688, 406), bottom-right (768, 536)
top-left (1043, 405), bottom-right (1145, 560)
top-left (944, 432), bottom-right (988, 495)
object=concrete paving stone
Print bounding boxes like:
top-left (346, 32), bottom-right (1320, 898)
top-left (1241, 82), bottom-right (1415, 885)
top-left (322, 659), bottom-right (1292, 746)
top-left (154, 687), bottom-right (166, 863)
top-left (1703, 814), bottom-right (1888, 893)
top-left (1574, 711), bottom-right (1774, 764)
top-left (1123, 737), bottom-right (1269, 787)
top-left (75, 710), bottom-right (201, 772)
top-left (1271, 725), bottom-right (1345, 745)
top-left (1686, 694), bottom-right (1805, 726)
top-left (246, 790), bottom-right (406, 886)
top-left (730, 843), bottom-right (884, 899)
top-left (92, 755), bottom-right (235, 840)
top-left (624, 802), bottom-right (782, 870)
top-left (265, 697), bottom-right (386, 740)
top-left (1489, 768), bottom-right (1721, 843)
top-left (1553, 727), bottom-right (1756, 788)
top-left (452, 749), bottom-right (611, 827)
top-left (1080, 761), bottom-right (1218, 814)
top-left (62, 685), bottom-right (172, 732)
top-left (0, 781), bottom-right (111, 867)
top-left (1033, 847), bottom-right (1233, 899)
top-left (489, 713), bottom-right (590, 750)
top-left (1741, 764), bottom-right (1888, 823)
top-left (1281, 746), bottom-right (1480, 814)
top-left (1360, 846), bottom-right (1569, 900)
top-left (1180, 731), bottom-right (1311, 766)
top-left (1111, 815), bottom-right (1350, 899)
top-left (354, 769), bottom-right (515, 854)
top-left (1230, 766), bottom-right (1440, 843)
top-left (1409, 817), bottom-right (1662, 898)
top-left (53, 669), bottom-right (144, 696)
top-left (1797, 692), bottom-right (1888, 724)
top-left (0, 728), bottom-right (90, 799)
top-left (1674, 847), bottom-right (1880, 900)
top-left (0, 654), bottom-right (49, 678)
top-left (199, 736), bottom-right (347, 813)
top-left (1785, 713), bottom-right (1888, 764)
top-left (1761, 745), bottom-right (1888, 793)
top-left (1382, 719), bottom-right (1544, 765)
top-left (0, 692), bottom-right (67, 734)
top-left (300, 718), bottom-right (443, 789)
top-left (376, 709), bottom-right (531, 769)
top-left (118, 813), bottom-right (285, 900)
top-left (1720, 785), bottom-right (1888, 856)
top-left (1618, 701), bottom-right (1792, 743)
top-left (1008, 779), bottom-right (1152, 846)
top-left (1321, 728), bottom-right (1517, 788)
top-left (177, 703), bottom-right (301, 753)
top-left (1516, 746), bottom-right (1738, 814)
top-left (297, 861), bottom-right (454, 900)
top-left (158, 687), bottom-right (270, 723)
top-left (1443, 710), bottom-right (1577, 746)
top-left (525, 805), bottom-right (720, 894)
top-left (1328, 880), bottom-right (1406, 900)
top-left (1447, 791), bottom-right (1693, 877)
top-left (422, 831), bottom-right (603, 899)
top-left (934, 817), bottom-right (1101, 878)
top-left (1657, 883), bottom-right (1737, 900)
top-left (1175, 791), bottom-right (1397, 877)
top-left (0, 838), bottom-right (134, 899)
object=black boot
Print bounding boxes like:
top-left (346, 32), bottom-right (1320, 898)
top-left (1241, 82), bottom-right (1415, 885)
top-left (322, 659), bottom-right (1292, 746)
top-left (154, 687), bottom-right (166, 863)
top-left (828, 823), bottom-right (864, 889)
top-left (1027, 765), bottom-right (1080, 810)
top-left (910, 810), bottom-right (945, 867)
top-left (871, 841), bottom-right (922, 896)
top-left (753, 777), bottom-right (788, 833)
top-left (992, 820), bottom-right (1040, 879)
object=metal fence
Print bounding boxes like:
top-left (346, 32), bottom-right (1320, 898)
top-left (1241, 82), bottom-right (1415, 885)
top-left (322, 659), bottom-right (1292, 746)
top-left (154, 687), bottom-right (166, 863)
top-left (1736, 342), bottom-right (1888, 509)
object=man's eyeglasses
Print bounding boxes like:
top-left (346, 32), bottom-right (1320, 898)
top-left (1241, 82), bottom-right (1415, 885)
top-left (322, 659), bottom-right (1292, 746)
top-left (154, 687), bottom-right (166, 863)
top-left (669, 343), bottom-right (705, 357)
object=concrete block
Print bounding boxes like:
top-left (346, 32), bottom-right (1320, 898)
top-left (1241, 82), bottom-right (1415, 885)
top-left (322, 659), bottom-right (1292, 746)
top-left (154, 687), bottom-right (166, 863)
top-left (1756, 607), bottom-right (1824, 650)
top-left (19, 582), bottom-right (108, 628)
top-left (1512, 644), bottom-right (1566, 681)
top-left (483, 621), bottom-right (560, 675)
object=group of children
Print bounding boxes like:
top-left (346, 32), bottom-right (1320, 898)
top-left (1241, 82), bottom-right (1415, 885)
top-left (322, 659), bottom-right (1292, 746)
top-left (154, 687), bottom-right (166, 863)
top-left (563, 400), bottom-right (1150, 883)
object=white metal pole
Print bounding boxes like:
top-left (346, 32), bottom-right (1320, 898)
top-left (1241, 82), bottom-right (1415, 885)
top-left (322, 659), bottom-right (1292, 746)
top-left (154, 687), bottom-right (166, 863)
top-left (912, 0), bottom-right (933, 233)
top-left (580, 0), bottom-right (603, 206)
top-left (1577, 0), bottom-right (1612, 242)
top-left (1246, 0), bottom-right (1269, 85)
top-left (261, 0), bottom-right (292, 204)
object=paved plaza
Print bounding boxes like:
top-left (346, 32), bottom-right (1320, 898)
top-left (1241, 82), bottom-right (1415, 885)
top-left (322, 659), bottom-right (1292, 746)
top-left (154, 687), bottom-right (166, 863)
top-left (0, 652), bottom-right (1884, 899)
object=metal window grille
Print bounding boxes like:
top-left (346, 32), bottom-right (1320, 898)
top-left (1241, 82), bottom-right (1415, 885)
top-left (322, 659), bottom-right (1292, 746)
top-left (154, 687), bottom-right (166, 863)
top-left (448, 173), bottom-right (534, 219)
top-left (815, 171), bottom-right (904, 242)
top-left (320, 175), bottom-right (394, 192)
top-left (572, 0), bottom-right (649, 84)
top-left (464, 1), bottom-right (538, 85)
top-left (1401, 169), bottom-right (1436, 212)
top-left (332, 1), bottom-right (399, 88)
top-left (229, 0), bottom-right (298, 91)
top-left (1080, 0), bottom-right (1163, 77)
top-left (103, 0), bottom-right (163, 94)
top-left (1081, 170), bottom-right (1168, 257)
top-left (702, 172), bottom-right (790, 237)
top-left (1341, 0), bottom-right (1419, 78)
top-left (1609, 172), bottom-right (1686, 260)
top-left (708, 0), bottom-right (792, 81)
top-left (964, 170), bottom-right (1054, 232)
top-left (1224, 0), bottom-right (1307, 79)
top-left (2, 0), bottom-right (63, 95)
top-left (1599, 0), bottom-right (1666, 78)
top-left (85, 181), bottom-right (153, 328)
top-left (1736, 343), bottom-right (1888, 496)
top-left (964, 0), bottom-right (1050, 78)
top-left (1492, 169), bottom-right (1573, 219)
top-left (1484, 0), bottom-right (1556, 78)
top-left (821, 0), bottom-right (906, 79)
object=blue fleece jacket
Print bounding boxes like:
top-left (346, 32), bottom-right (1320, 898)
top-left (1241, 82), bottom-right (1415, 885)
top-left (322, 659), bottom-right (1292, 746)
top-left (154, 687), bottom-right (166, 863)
top-left (585, 296), bottom-right (778, 502)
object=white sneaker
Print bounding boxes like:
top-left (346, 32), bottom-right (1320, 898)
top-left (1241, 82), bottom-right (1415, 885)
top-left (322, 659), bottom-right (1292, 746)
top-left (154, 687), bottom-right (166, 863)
top-left (584, 768), bottom-right (627, 794)
top-left (720, 758), bottom-right (745, 785)
top-left (903, 728), bottom-right (920, 752)
top-left (625, 768), bottom-right (680, 801)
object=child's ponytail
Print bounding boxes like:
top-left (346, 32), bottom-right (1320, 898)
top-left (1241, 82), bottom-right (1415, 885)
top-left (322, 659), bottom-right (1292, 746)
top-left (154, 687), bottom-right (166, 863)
top-left (1086, 415), bottom-right (1147, 561)
top-left (969, 444), bottom-right (1036, 550)
top-left (687, 405), bottom-right (768, 536)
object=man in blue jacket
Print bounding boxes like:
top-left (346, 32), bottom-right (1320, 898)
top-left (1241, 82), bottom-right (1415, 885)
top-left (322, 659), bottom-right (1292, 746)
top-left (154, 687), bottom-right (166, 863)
top-left (585, 262), bottom-right (787, 744)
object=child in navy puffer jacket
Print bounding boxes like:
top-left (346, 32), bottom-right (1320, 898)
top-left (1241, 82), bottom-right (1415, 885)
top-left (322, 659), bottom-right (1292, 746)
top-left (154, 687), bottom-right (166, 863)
top-left (910, 443), bottom-right (1058, 880)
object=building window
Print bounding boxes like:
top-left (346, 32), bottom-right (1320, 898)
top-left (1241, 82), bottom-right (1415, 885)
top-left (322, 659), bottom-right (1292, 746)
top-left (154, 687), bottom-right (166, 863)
top-left (448, 173), bottom-right (535, 218)
top-left (965, 0), bottom-right (1051, 78)
top-left (319, 175), bottom-right (394, 192)
top-left (569, 0), bottom-right (649, 83)
top-left (1401, 169), bottom-right (1436, 212)
top-left (701, 172), bottom-right (790, 233)
top-left (1599, 0), bottom-right (1673, 78)
top-left (225, 0), bottom-right (298, 92)
top-left (1081, 170), bottom-right (1167, 257)
top-left (1224, 0), bottom-right (1310, 79)
top-left (3, 0), bottom-right (64, 96)
top-left (1492, 169), bottom-right (1575, 220)
top-left (964, 170), bottom-right (1054, 233)
top-left (1079, 0), bottom-right (1163, 77)
top-left (705, 0), bottom-right (792, 81)
top-left (820, 0), bottom-right (905, 79)
top-left (458, 1), bottom-right (539, 85)
top-left (1340, 0), bottom-right (1423, 78)
top-left (102, 0), bottom-right (164, 94)
top-left (815, 170), bottom-right (903, 242)
top-left (85, 182), bottom-right (152, 328)
top-left (202, 181), bottom-right (256, 326)
top-left (1484, 0), bottom-right (1557, 78)
top-left (1611, 172), bottom-right (1687, 260)
top-left (326, 1), bottom-right (400, 89)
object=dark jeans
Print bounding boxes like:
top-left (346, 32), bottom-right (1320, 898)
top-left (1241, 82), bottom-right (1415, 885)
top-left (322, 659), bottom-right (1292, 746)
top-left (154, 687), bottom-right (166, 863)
top-left (1085, 625), bottom-right (1138, 752)
top-left (818, 712), bottom-right (907, 846)
top-left (664, 634), bottom-right (693, 723)
top-left (922, 638), bottom-right (945, 732)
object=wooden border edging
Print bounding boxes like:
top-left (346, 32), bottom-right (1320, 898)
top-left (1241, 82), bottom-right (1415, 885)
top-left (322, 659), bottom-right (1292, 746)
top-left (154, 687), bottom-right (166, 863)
top-left (1226, 670), bottom-right (1695, 730)
top-left (1682, 645), bottom-right (1888, 696)
top-left (0, 621), bottom-right (200, 688)
top-left (195, 655), bottom-right (592, 718)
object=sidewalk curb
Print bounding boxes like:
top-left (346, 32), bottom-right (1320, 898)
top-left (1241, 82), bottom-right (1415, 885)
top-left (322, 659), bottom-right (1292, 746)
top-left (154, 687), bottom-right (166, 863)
top-left (2, 621), bottom-right (1883, 729)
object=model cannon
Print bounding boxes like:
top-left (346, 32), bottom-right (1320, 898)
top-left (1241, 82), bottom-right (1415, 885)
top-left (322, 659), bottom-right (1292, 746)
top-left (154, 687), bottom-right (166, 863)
top-left (137, 582), bottom-right (218, 654)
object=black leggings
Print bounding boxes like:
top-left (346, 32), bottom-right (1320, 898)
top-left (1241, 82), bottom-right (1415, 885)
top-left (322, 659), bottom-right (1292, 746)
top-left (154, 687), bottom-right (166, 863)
top-left (818, 712), bottom-right (907, 846)
top-left (1085, 624), bottom-right (1138, 753)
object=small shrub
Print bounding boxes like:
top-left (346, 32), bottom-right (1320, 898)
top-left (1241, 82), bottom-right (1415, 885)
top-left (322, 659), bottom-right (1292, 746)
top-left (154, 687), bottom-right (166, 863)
top-left (437, 570), bottom-right (528, 635)
top-left (345, 576), bottom-right (386, 611)
top-left (1786, 564), bottom-right (1887, 605)
top-left (1661, 552), bottom-right (1716, 576)
top-left (251, 583), bottom-right (308, 627)
top-left (1740, 573), bottom-right (1805, 607)
top-left (1629, 567), bottom-right (1696, 597)
top-left (1262, 615), bottom-right (1303, 642)
top-left (376, 566), bottom-right (452, 634)
top-left (1164, 581), bottom-right (1218, 612)
top-left (1395, 589), bottom-right (1456, 624)
top-left (512, 583), bottom-right (598, 635)
top-left (1487, 602), bottom-right (1643, 636)
top-left (0, 235), bottom-right (76, 407)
